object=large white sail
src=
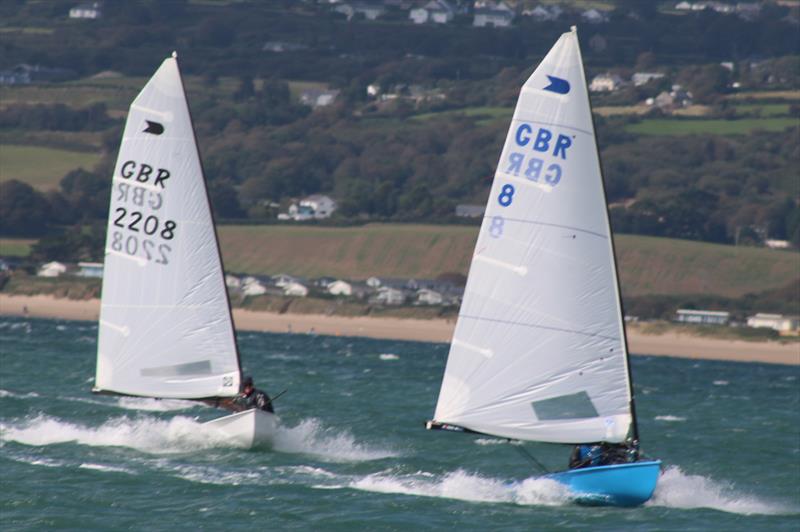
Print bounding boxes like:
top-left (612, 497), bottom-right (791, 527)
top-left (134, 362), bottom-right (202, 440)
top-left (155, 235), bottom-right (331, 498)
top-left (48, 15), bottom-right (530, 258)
top-left (432, 28), bottom-right (632, 444)
top-left (95, 55), bottom-right (241, 399)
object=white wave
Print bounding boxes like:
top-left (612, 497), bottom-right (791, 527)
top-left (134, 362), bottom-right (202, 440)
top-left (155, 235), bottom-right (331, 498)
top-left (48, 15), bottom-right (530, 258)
top-left (170, 464), bottom-right (264, 485)
top-left (379, 353), bottom-right (399, 361)
top-left (351, 469), bottom-right (571, 506)
top-left (0, 389), bottom-right (39, 399)
top-left (713, 380), bottom-right (729, 386)
top-left (0, 414), bottom-right (250, 454)
top-left (655, 415), bottom-right (686, 422)
top-left (272, 418), bottom-right (398, 462)
top-left (79, 463), bottom-right (135, 475)
top-left (648, 466), bottom-right (795, 515)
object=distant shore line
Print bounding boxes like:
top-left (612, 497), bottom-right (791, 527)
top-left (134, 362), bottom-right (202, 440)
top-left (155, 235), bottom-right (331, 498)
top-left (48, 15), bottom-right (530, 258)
top-left (1, 294), bottom-right (797, 366)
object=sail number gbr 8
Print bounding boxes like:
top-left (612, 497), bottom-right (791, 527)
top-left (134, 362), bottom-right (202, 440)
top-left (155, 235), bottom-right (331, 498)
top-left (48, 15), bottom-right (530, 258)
top-left (108, 159), bottom-right (177, 265)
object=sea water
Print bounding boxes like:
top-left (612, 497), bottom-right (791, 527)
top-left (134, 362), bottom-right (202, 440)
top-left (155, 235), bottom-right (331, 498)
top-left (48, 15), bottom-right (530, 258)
top-left (1, 317), bottom-right (798, 531)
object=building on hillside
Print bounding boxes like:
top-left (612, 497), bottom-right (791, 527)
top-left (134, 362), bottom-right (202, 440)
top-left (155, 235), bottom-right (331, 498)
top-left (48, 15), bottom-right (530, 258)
top-left (416, 288), bottom-right (443, 305)
top-left (746, 313), bottom-right (800, 334)
top-left (455, 204), bottom-right (485, 218)
top-left (410, 0), bottom-right (455, 24)
top-left (0, 64), bottom-right (76, 85)
top-left (632, 72), bottom-right (665, 86)
top-left (765, 239), bottom-right (791, 249)
top-left (473, 1), bottom-right (515, 28)
top-left (300, 194), bottom-right (337, 219)
top-left (334, 2), bottom-right (386, 20)
top-left (283, 282), bottom-right (309, 297)
top-left (272, 273), bottom-right (300, 288)
top-left (77, 262), bottom-right (103, 278)
top-left (581, 8), bottom-right (609, 23)
top-left (37, 261), bottom-right (67, 278)
top-left (522, 5), bottom-right (562, 20)
top-left (328, 280), bottom-right (353, 296)
top-left (372, 287), bottom-right (405, 305)
top-left (590, 73), bottom-right (625, 92)
top-left (226, 274), bottom-right (242, 289)
top-left (69, 2), bottom-right (102, 19)
top-left (299, 88), bottom-right (340, 108)
top-left (675, 309), bottom-right (730, 325)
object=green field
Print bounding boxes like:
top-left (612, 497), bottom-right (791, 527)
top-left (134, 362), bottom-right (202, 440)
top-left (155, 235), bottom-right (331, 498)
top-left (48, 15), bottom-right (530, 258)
top-left (413, 106), bottom-right (513, 124)
top-left (625, 117), bottom-right (799, 136)
top-left (733, 103), bottom-right (792, 117)
top-left (0, 238), bottom-right (35, 257)
top-left (216, 224), bottom-right (799, 298)
top-left (0, 144), bottom-right (102, 190)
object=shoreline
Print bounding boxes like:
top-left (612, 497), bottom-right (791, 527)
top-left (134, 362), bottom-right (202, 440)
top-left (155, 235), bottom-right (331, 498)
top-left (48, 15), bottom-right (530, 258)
top-left (1, 294), bottom-right (797, 366)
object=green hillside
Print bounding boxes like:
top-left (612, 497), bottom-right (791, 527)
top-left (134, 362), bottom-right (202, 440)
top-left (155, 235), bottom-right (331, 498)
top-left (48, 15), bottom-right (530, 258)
top-left (217, 224), bottom-right (798, 298)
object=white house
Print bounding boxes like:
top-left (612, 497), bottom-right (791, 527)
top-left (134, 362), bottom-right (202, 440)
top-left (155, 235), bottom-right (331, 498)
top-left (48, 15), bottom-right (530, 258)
top-left (373, 287), bottom-right (405, 305)
top-left (37, 261), bottom-right (67, 277)
top-left (409, 0), bottom-right (455, 24)
top-left (77, 262), bottom-right (103, 278)
top-left (242, 282), bottom-right (267, 297)
top-left (746, 313), bottom-right (800, 333)
top-left (590, 73), bottom-right (625, 92)
top-left (522, 5), bottom-right (561, 20)
top-left (765, 239), bottom-right (790, 249)
top-left (632, 72), bottom-right (665, 86)
top-left (225, 274), bottom-right (242, 289)
top-left (283, 282), bottom-right (309, 297)
top-left (69, 2), bottom-right (102, 19)
top-left (328, 280), bottom-right (353, 296)
top-left (300, 194), bottom-right (337, 219)
top-left (581, 8), bottom-right (609, 24)
top-left (299, 88), bottom-right (340, 108)
top-left (272, 273), bottom-right (299, 287)
top-left (416, 288), bottom-right (443, 305)
top-left (286, 203), bottom-right (315, 221)
top-left (473, 1), bottom-right (515, 28)
top-left (334, 2), bottom-right (386, 20)
top-left (675, 309), bottom-right (730, 325)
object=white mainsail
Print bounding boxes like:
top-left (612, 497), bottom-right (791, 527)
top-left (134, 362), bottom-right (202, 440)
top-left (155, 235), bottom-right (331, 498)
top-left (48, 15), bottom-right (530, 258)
top-left (432, 28), bottom-right (633, 444)
top-left (95, 54), bottom-right (241, 399)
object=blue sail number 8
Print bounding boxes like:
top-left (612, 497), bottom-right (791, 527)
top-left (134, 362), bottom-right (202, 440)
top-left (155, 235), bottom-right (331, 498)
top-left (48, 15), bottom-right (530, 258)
top-left (498, 184), bottom-right (515, 207)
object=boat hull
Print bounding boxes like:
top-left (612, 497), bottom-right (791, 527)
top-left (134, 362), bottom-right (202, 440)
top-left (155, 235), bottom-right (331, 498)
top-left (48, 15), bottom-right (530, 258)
top-left (548, 460), bottom-right (662, 507)
top-left (202, 409), bottom-right (277, 448)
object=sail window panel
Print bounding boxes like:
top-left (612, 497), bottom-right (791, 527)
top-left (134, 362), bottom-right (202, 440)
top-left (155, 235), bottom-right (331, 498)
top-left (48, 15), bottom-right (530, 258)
top-left (140, 360), bottom-right (212, 377)
top-left (531, 391), bottom-right (599, 420)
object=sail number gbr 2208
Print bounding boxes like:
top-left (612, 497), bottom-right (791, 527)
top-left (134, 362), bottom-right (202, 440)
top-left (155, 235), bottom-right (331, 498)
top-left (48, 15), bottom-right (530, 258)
top-left (109, 160), bottom-right (177, 265)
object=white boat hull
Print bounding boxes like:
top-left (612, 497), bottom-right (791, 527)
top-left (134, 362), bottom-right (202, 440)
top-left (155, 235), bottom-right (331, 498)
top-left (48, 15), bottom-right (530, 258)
top-left (202, 409), bottom-right (277, 448)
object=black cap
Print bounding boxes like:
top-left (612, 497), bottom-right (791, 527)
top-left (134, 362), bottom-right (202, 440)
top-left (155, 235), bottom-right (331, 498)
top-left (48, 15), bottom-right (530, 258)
top-left (242, 376), bottom-right (253, 387)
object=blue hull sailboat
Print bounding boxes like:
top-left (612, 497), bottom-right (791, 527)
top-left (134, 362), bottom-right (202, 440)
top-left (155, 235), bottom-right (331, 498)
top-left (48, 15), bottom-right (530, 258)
top-left (549, 461), bottom-right (661, 506)
top-left (427, 27), bottom-right (662, 507)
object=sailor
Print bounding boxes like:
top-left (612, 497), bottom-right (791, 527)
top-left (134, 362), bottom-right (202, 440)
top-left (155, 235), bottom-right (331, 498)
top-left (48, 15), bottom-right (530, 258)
top-left (569, 443), bottom-right (604, 469)
top-left (222, 376), bottom-right (275, 414)
top-left (569, 442), bottom-right (636, 469)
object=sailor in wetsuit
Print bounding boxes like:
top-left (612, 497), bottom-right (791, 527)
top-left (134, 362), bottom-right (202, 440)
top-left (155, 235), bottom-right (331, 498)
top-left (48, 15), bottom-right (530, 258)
top-left (227, 376), bottom-right (275, 414)
top-left (569, 442), bottom-right (637, 469)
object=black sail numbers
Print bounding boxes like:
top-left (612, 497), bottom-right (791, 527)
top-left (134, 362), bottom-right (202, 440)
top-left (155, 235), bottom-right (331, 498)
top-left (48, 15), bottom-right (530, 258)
top-left (110, 159), bottom-right (177, 266)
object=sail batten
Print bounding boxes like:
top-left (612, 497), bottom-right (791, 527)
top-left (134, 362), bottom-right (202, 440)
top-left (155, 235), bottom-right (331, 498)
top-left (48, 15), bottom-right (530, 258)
top-left (95, 56), bottom-right (241, 400)
top-left (432, 28), bottom-right (632, 445)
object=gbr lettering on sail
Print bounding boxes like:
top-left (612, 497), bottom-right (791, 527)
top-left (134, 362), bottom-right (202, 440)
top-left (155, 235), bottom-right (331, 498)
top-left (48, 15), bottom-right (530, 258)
top-left (108, 160), bottom-right (177, 265)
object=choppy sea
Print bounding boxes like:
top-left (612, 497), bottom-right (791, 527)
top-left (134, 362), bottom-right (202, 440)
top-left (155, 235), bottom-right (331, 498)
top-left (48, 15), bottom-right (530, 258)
top-left (1, 317), bottom-right (798, 530)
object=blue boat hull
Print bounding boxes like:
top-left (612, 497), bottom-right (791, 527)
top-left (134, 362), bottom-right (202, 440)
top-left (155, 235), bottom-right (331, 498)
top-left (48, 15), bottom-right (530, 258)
top-left (548, 460), bottom-right (662, 507)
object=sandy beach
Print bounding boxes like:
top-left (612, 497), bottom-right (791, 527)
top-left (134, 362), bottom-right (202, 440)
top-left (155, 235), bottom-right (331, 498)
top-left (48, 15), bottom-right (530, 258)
top-left (1, 294), bottom-right (797, 365)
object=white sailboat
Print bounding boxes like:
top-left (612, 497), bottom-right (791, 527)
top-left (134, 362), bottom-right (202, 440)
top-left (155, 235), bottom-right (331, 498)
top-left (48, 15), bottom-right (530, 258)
top-left (427, 27), bottom-right (661, 506)
top-left (93, 53), bottom-right (277, 448)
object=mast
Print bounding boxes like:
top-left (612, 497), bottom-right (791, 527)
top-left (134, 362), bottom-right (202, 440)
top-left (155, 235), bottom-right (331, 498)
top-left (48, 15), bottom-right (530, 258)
top-left (172, 51), bottom-right (245, 385)
top-left (571, 27), bottom-right (640, 443)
